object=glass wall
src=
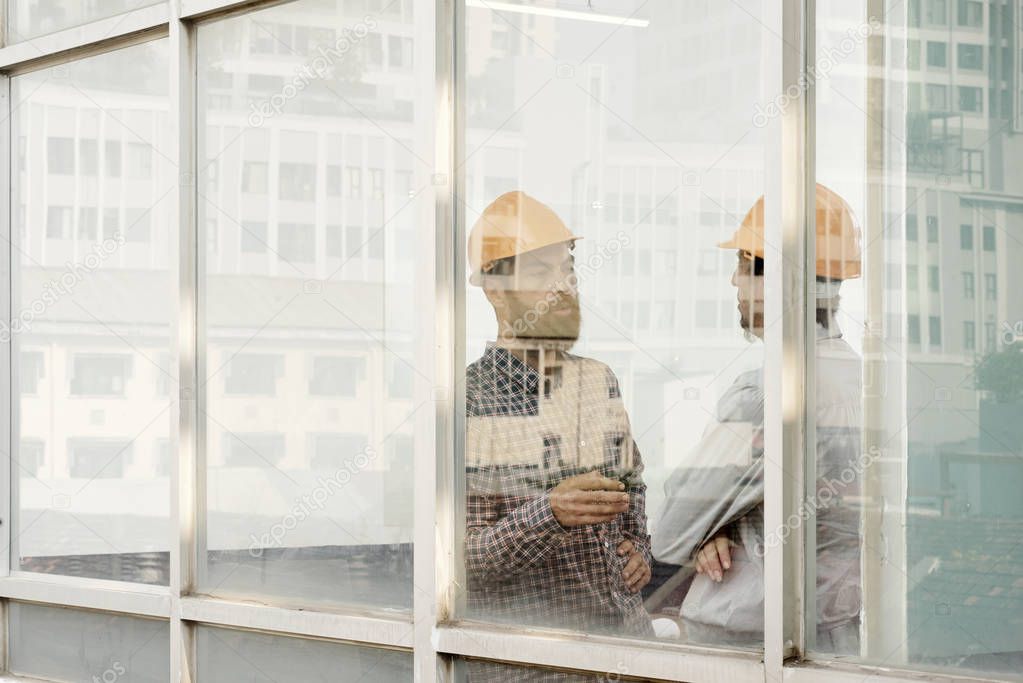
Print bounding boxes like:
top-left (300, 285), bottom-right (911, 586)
top-left (196, 0), bottom-right (417, 610)
top-left (11, 40), bottom-right (173, 584)
top-left (811, 0), bottom-right (1023, 676)
top-left (6, 0), bottom-right (165, 42)
top-left (461, 0), bottom-right (775, 649)
top-left (0, 1), bottom-right (1020, 682)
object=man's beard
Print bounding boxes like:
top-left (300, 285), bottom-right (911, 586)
top-left (738, 304), bottom-right (763, 341)
top-left (499, 294), bottom-right (581, 343)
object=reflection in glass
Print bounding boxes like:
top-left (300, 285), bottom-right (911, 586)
top-left (8, 603), bottom-right (169, 683)
top-left (12, 41), bottom-right (173, 584)
top-left (7, 0), bottom-right (165, 42)
top-left (196, 626), bottom-right (412, 682)
top-left (816, 0), bottom-right (1023, 677)
top-left (197, 0), bottom-right (417, 609)
top-left (463, 0), bottom-right (774, 653)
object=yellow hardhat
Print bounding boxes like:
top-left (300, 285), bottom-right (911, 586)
top-left (468, 191), bottom-right (581, 283)
top-left (718, 183), bottom-right (862, 280)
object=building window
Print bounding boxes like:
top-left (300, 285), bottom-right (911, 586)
top-left (279, 162), bottom-right (316, 201)
top-left (78, 207), bottom-right (98, 240)
top-left (105, 140), bottom-right (121, 176)
top-left (326, 164), bottom-right (342, 196)
top-left (963, 321), bottom-right (976, 351)
top-left (388, 359), bottom-right (414, 399)
top-left (984, 273), bottom-right (997, 300)
top-left (908, 314), bottom-right (921, 343)
top-left (958, 86), bottom-right (982, 112)
top-left (78, 139), bottom-right (98, 175)
top-left (20, 351), bottom-right (45, 395)
top-left (907, 39), bottom-right (921, 70)
top-left (241, 161), bottom-right (268, 194)
top-left (19, 439), bottom-right (45, 478)
top-left (906, 214), bottom-right (918, 240)
top-left (928, 265), bottom-right (940, 292)
top-left (959, 224), bottom-right (973, 249)
top-left (47, 137), bottom-right (74, 174)
top-left (310, 433), bottom-right (368, 470)
top-left (925, 83), bottom-right (948, 110)
top-left (326, 224), bottom-right (344, 259)
top-left (103, 208), bottom-right (119, 238)
top-left (926, 0), bottom-right (947, 24)
top-left (221, 432), bottom-right (285, 467)
top-left (370, 168), bottom-right (384, 198)
top-left (926, 215), bottom-right (938, 242)
top-left (984, 322), bottom-right (996, 350)
top-left (926, 41), bottom-right (947, 67)
top-left (929, 315), bottom-right (942, 347)
top-left (126, 142), bottom-right (152, 178)
top-left (345, 225), bottom-right (364, 258)
top-left (907, 265), bottom-right (919, 291)
top-left (124, 208), bottom-right (152, 242)
top-left (240, 221), bottom-right (267, 253)
top-left (957, 43), bottom-right (983, 70)
top-left (46, 205), bottom-right (72, 239)
top-left (957, 0), bottom-right (982, 26)
top-left (347, 166), bottom-right (362, 198)
top-left (68, 439), bottom-right (132, 478)
top-left (224, 353), bottom-right (282, 396)
top-left (277, 222), bottom-right (315, 263)
top-left (982, 225), bottom-right (996, 251)
top-left (70, 354), bottom-right (131, 396)
top-left (962, 272), bottom-right (975, 298)
top-left (309, 356), bottom-right (363, 397)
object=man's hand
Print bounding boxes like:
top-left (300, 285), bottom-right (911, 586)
top-left (694, 534), bottom-right (733, 583)
top-left (617, 539), bottom-right (651, 594)
top-left (549, 470), bottom-right (629, 527)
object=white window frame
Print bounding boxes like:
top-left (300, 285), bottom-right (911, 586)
top-left (0, 0), bottom-right (1012, 682)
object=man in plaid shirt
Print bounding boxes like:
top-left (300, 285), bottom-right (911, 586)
top-left (464, 192), bottom-right (655, 673)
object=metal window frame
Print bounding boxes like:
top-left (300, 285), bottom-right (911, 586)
top-left (0, 0), bottom-right (1013, 682)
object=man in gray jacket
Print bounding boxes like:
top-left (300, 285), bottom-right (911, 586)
top-left (652, 185), bottom-right (864, 653)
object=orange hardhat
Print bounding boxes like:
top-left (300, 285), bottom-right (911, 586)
top-left (718, 183), bottom-right (862, 280)
top-left (468, 191), bottom-right (580, 284)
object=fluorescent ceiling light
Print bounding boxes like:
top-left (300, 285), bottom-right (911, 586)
top-left (466, 0), bottom-right (650, 28)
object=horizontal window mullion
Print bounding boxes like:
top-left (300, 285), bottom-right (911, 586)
top-left (0, 4), bottom-right (169, 72)
top-left (179, 597), bottom-right (414, 649)
top-left (435, 623), bottom-right (763, 683)
top-left (0, 574), bottom-right (171, 618)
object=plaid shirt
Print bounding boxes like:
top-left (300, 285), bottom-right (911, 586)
top-left (464, 344), bottom-right (654, 648)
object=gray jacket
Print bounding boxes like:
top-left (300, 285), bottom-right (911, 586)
top-left (652, 331), bottom-right (862, 641)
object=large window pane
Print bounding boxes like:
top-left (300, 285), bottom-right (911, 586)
top-left (6, 0), bottom-right (165, 42)
top-left (11, 41), bottom-right (173, 584)
top-left (196, 626), bottom-right (412, 682)
top-left (815, 1), bottom-right (1023, 677)
top-left (462, 0), bottom-right (775, 650)
top-left (197, 0), bottom-right (418, 609)
top-left (8, 603), bottom-right (169, 682)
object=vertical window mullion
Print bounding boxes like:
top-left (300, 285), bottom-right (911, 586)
top-left (415, 0), bottom-right (455, 681)
top-left (170, 5), bottom-right (198, 682)
top-left (764, 0), bottom-right (813, 674)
